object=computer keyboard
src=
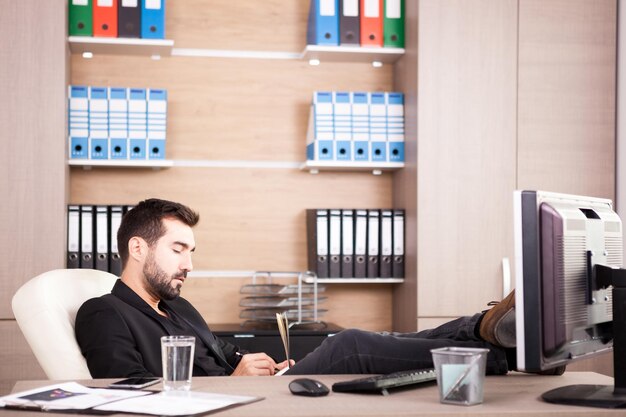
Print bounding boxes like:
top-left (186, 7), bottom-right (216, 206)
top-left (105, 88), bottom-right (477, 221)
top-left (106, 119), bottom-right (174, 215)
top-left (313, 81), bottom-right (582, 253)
top-left (332, 368), bottom-right (437, 395)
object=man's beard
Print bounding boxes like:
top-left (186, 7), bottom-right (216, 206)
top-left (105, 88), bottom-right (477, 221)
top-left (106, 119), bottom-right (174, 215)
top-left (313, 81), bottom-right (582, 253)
top-left (143, 252), bottom-right (185, 301)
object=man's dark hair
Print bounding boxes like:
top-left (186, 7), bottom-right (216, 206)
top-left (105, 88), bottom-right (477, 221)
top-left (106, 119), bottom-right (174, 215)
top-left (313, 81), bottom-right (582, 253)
top-left (117, 198), bottom-right (200, 268)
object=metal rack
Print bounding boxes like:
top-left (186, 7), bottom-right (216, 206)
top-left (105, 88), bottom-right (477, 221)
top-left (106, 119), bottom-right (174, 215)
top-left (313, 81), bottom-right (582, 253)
top-left (239, 271), bottom-right (326, 327)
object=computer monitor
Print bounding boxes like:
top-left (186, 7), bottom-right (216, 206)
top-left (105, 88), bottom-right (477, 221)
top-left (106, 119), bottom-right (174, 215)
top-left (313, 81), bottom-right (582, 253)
top-left (514, 190), bottom-right (626, 408)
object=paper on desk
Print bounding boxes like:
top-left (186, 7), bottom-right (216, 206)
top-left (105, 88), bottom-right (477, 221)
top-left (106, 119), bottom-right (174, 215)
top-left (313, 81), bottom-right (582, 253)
top-left (0, 382), bottom-right (149, 411)
top-left (94, 390), bottom-right (263, 416)
top-left (274, 367), bottom-right (289, 376)
top-left (0, 382), bottom-right (263, 416)
top-left (441, 364), bottom-right (479, 398)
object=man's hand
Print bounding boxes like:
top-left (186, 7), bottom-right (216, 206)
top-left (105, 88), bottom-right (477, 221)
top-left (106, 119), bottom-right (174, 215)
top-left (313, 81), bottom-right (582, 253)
top-left (275, 359), bottom-right (296, 374)
top-left (231, 354), bottom-right (297, 376)
top-left (231, 353), bottom-right (279, 376)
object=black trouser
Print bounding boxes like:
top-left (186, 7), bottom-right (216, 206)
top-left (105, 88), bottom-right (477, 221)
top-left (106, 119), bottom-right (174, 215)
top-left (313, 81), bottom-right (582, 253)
top-left (287, 314), bottom-right (510, 375)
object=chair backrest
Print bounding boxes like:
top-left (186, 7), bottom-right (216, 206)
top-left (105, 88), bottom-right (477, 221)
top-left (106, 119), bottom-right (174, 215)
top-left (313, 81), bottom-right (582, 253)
top-left (12, 269), bottom-right (118, 380)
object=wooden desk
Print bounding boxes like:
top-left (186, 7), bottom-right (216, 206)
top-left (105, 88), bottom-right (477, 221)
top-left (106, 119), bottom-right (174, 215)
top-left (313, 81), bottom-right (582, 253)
top-left (5, 372), bottom-right (624, 417)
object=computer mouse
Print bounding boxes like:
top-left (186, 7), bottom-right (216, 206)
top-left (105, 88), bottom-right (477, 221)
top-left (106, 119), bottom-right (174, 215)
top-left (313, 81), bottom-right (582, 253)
top-left (288, 378), bottom-right (330, 397)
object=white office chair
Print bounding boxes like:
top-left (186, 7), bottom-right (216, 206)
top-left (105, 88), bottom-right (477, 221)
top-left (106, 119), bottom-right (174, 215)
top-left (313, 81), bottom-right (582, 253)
top-left (12, 269), bottom-right (118, 380)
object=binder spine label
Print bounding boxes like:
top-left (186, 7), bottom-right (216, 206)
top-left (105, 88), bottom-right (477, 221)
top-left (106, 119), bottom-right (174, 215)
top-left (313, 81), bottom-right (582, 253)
top-left (320, 0), bottom-right (336, 15)
top-left (317, 212), bottom-right (328, 256)
top-left (368, 218), bottom-right (379, 255)
top-left (386, 0), bottom-right (401, 18)
top-left (96, 208), bottom-right (109, 254)
top-left (329, 210), bottom-right (341, 255)
top-left (364, 0), bottom-right (379, 17)
top-left (342, 211), bottom-right (354, 254)
top-left (354, 211), bottom-right (367, 255)
top-left (381, 212), bottom-right (392, 256)
top-left (343, 0), bottom-right (358, 16)
top-left (393, 213), bottom-right (404, 255)
top-left (145, 0), bottom-right (161, 9)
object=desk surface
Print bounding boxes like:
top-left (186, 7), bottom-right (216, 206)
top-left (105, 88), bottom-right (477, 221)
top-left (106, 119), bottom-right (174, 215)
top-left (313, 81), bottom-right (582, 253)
top-left (6, 372), bottom-right (624, 417)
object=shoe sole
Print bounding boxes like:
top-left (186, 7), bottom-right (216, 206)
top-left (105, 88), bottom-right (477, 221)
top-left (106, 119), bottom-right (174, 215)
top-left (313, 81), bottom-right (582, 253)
top-left (494, 308), bottom-right (517, 348)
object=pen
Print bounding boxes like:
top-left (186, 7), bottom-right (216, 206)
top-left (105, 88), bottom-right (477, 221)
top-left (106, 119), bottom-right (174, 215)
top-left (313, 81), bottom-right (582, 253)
top-left (235, 350), bottom-right (284, 374)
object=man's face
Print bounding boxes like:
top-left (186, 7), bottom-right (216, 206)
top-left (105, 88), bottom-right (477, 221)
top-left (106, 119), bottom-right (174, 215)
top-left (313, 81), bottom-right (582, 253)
top-left (143, 218), bottom-right (195, 301)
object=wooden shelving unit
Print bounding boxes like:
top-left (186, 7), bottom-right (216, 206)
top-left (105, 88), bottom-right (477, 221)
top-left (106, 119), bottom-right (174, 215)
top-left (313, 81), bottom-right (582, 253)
top-left (301, 160), bottom-right (404, 175)
top-left (301, 44), bottom-right (405, 64)
top-left (68, 1), bottom-right (399, 330)
top-left (68, 159), bottom-right (173, 169)
top-left (68, 36), bottom-right (174, 57)
top-left (305, 277), bottom-right (404, 284)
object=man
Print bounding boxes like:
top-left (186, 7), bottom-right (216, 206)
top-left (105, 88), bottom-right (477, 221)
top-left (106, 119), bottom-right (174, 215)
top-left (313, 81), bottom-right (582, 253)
top-left (76, 198), bottom-right (291, 377)
top-left (75, 198), bottom-right (535, 378)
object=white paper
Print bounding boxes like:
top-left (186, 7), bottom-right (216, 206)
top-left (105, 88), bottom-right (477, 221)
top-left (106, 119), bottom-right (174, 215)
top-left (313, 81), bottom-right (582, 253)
top-left (276, 312), bottom-right (291, 366)
top-left (0, 382), bottom-right (148, 411)
top-left (0, 383), bottom-right (261, 416)
top-left (441, 364), bottom-right (470, 395)
top-left (94, 391), bottom-right (261, 416)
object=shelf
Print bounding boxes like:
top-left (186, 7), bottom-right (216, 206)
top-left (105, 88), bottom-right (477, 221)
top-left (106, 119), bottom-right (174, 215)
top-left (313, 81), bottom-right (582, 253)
top-left (172, 48), bottom-right (301, 60)
top-left (185, 271), bottom-right (403, 284)
top-left (301, 160), bottom-right (405, 175)
top-left (67, 159), bottom-right (402, 172)
top-left (171, 160), bottom-right (301, 169)
top-left (304, 277), bottom-right (404, 284)
top-left (68, 159), bottom-right (173, 170)
top-left (301, 45), bottom-right (405, 64)
top-left (67, 41), bottom-right (400, 62)
top-left (68, 36), bottom-right (174, 57)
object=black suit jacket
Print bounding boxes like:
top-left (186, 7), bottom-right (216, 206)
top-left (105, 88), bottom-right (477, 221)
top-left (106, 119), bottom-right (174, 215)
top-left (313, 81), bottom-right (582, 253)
top-left (75, 279), bottom-right (241, 378)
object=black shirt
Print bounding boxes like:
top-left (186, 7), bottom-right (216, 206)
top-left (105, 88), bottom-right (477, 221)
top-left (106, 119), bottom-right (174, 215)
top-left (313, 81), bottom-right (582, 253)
top-left (158, 302), bottom-right (240, 376)
top-left (75, 280), bottom-right (244, 378)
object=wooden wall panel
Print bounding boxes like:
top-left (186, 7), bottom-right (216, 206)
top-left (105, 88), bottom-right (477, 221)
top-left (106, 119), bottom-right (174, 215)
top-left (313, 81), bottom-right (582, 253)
top-left (517, 0), bottom-right (617, 200)
top-left (71, 56), bottom-right (393, 161)
top-left (0, 321), bottom-right (46, 395)
top-left (567, 352), bottom-right (613, 377)
top-left (415, 0), bottom-right (518, 318)
top-left (69, 1), bottom-right (398, 330)
top-left (167, 0), bottom-right (309, 51)
top-left (70, 168), bottom-right (392, 270)
top-left (183, 279), bottom-right (392, 332)
top-left (391, 0), bottom-right (419, 332)
top-left (515, 0), bottom-right (617, 379)
top-left (0, 0), bottom-right (68, 318)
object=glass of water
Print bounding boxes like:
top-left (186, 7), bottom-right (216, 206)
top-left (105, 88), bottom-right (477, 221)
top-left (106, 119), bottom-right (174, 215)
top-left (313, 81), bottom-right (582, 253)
top-left (161, 335), bottom-right (195, 391)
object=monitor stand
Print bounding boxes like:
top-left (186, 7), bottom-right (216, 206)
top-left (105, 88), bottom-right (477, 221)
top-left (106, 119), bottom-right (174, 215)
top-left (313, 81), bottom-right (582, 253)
top-left (541, 265), bottom-right (626, 409)
top-left (542, 384), bottom-right (626, 408)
